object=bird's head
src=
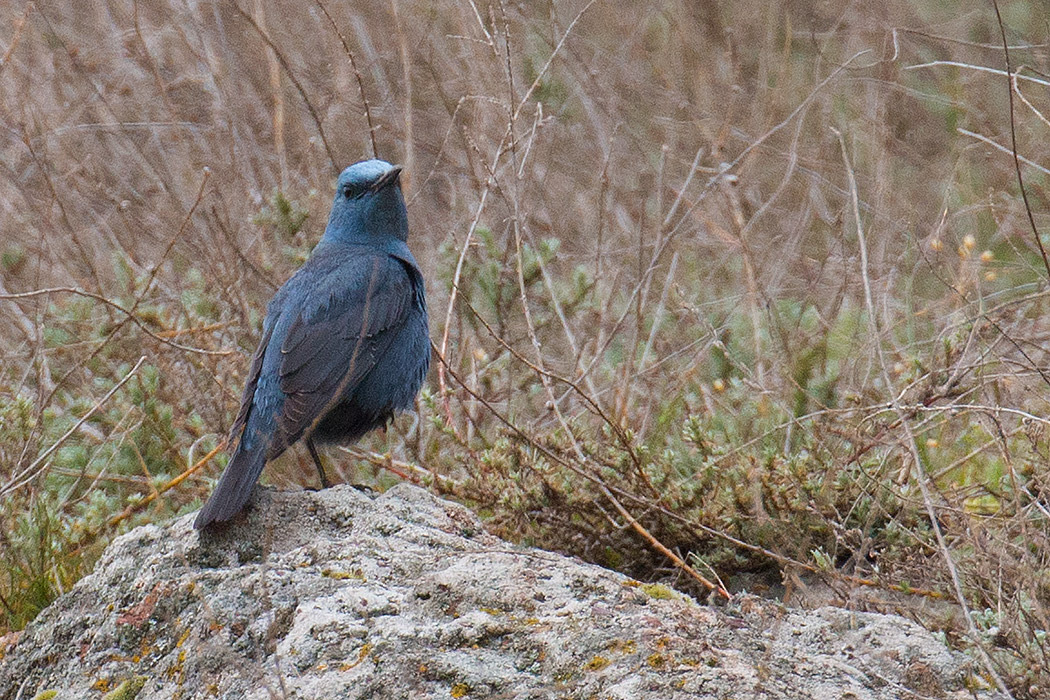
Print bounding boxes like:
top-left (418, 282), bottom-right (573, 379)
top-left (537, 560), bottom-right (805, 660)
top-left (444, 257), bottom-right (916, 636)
top-left (322, 159), bottom-right (409, 246)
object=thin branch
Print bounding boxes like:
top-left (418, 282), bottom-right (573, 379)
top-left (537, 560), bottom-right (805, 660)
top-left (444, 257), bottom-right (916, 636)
top-left (229, 0), bottom-right (337, 172)
top-left (389, 0), bottom-right (414, 181)
top-left (991, 0), bottom-right (1049, 279)
top-left (73, 440), bottom-right (226, 553)
top-left (957, 127), bottom-right (1050, 176)
top-left (316, 0), bottom-right (378, 157)
top-left (905, 59), bottom-right (1050, 86)
top-left (0, 287), bottom-right (231, 356)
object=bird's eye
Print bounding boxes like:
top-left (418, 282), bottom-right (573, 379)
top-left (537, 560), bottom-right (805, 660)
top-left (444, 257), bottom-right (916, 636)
top-left (343, 183), bottom-right (367, 200)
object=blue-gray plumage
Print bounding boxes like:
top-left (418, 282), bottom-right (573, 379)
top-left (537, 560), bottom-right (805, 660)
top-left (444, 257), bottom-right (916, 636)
top-left (194, 159), bottom-right (429, 529)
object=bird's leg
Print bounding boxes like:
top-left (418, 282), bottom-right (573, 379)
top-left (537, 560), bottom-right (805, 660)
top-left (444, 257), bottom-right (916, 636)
top-left (305, 437), bottom-right (332, 489)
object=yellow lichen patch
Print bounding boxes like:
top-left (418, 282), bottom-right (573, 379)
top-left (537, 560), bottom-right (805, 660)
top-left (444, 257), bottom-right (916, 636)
top-left (339, 643), bottom-right (373, 671)
top-left (30, 691), bottom-right (58, 700)
top-left (647, 653), bottom-right (667, 669)
top-left (101, 675), bottom-right (147, 700)
top-left (640, 583), bottom-right (678, 600)
top-left (321, 568), bottom-right (365, 581)
top-left (583, 655), bottom-right (611, 672)
top-left (606, 639), bottom-right (637, 654)
top-left (175, 628), bottom-right (192, 648)
top-left (164, 648), bottom-right (188, 682)
top-left (450, 682), bottom-right (471, 697)
top-left (479, 607), bottom-right (503, 616)
top-left (965, 673), bottom-right (994, 692)
top-left (92, 679), bottom-right (111, 692)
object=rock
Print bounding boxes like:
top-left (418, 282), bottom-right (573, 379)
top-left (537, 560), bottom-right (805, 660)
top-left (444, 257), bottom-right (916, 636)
top-left (0, 484), bottom-right (992, 699)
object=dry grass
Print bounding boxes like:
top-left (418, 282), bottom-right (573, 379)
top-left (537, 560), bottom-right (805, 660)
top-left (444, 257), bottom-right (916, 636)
top-left (1, 0), bottom-right (1049, 694)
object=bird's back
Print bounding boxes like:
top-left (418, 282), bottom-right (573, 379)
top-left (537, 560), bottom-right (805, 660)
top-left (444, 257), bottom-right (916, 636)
top-left (195, 244), bottom-right (427, 529)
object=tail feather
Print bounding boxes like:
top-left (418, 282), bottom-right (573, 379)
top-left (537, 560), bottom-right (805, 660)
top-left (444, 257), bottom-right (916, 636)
top-left (194, 442), bottom-right (268, 529)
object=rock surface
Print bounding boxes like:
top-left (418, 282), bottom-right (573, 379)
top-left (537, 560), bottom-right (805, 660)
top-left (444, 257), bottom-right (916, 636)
top-left (0, 484), bottom-right (991, 699)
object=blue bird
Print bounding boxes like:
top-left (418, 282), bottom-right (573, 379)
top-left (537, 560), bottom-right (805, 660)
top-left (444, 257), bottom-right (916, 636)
top-left (194, 159), bottom-right (430, 529)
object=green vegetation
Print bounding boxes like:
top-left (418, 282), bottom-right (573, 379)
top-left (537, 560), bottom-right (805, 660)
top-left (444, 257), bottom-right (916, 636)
top-left (0, 1), bottom-right (1048, 696)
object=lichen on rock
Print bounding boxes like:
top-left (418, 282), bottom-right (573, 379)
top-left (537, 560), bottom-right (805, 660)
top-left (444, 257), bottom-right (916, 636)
top-left (0, 484), bottom-right (994, 699)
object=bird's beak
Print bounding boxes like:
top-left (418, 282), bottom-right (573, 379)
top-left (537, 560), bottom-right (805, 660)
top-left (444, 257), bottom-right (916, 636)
top-left (371, 165), bottom-right (403, 193)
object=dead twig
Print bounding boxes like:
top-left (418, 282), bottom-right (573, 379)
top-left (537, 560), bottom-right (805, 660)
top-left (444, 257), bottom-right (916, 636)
top-left (316, 0), bottom-right (379, 157)
top-left (991, 0), bottom-right (1049, 280)
top-left (74, 440), bottom-right (226, 554)
top-left (229, 0), bottom-right (337, 172)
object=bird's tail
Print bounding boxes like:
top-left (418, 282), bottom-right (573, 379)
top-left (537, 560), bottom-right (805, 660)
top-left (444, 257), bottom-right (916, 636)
top-left (193, 439), bottom-right (268, 530)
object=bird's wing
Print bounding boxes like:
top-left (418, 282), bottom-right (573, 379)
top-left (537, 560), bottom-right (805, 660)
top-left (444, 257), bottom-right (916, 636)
top-left (228, 321), bottom-right (274, 447)
top-left (271, 253), bottom-right (414, 453)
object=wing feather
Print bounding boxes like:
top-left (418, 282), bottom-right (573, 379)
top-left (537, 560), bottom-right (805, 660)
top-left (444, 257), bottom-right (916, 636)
top-left (270, 254), bottom-right (413, 453)
top-left (227, 321), bottom-right (274, 447)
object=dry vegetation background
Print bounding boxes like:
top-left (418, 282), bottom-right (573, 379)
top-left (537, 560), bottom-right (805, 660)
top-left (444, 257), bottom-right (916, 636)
top-left (1, 0), bottom-right (1050, 694)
